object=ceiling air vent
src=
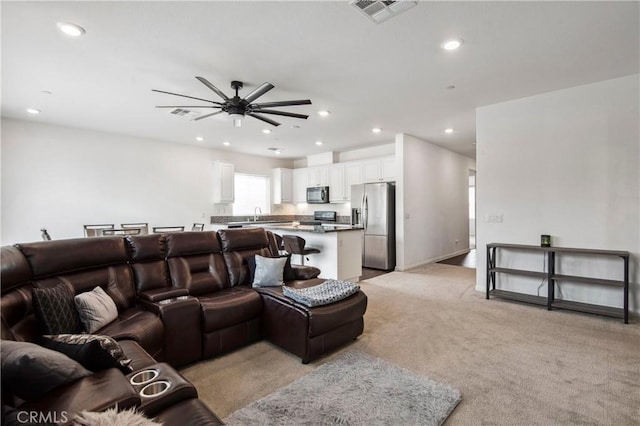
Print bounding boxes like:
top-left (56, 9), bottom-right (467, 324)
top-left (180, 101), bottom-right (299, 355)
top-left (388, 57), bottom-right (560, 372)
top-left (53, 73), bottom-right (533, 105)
top-left (169, 108), bottom-right (202, 120)
top-left (351, 0), bottom-right (418, 24)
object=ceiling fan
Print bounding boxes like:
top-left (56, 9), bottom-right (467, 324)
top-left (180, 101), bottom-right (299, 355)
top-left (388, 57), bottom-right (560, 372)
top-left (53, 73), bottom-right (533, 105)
top-left (153, 77), bottom-right (312, 127)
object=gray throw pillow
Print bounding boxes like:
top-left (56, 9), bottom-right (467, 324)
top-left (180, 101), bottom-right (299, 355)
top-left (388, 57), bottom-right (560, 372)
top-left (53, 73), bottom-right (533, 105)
top-left (252, 255), bottom-right (288, 288)
top-left (1, 340), bottom-right (91, 401)
top-left (74, 286), bottom-right (118, 333)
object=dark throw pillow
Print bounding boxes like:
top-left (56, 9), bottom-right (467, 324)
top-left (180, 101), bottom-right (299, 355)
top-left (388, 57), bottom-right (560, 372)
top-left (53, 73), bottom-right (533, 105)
top-left (32, 285), bottom-right (83, 335)
top-left (40, 334), bottom-right (133, 373)
top-left (247, 254), bottom-right (295, 284)
top-left (0, 340), bottom-right (91, 401)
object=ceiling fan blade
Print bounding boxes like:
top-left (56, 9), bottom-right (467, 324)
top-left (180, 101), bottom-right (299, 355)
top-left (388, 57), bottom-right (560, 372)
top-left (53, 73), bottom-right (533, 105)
top-left (196, 76), bottom-right (229, 101)
top-left (247, 113), bottom-right (281, 127)
top-left (155, 106), bottom-right (222, 108)
top-left (252, 109), bottom-right (309, 120)
top-left (152, 89), bottom-right (222, 105)
top-left (193, 110), bottom-right (225, 121)
top-left (242, 82), bottom-right (274, 104)
top-left (252, 99), bottom-right (312, 108)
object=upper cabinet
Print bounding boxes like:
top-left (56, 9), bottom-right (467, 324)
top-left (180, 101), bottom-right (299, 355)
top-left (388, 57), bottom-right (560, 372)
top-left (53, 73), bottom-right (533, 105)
top-left (362, 156), bottom-right (396, 183)
top-left (329, 164), bottom-right (345, 202)
top-left (291, 156), bottom-right (394, 204)
top-left (293, 168), bottom-right (308, 204)
top-left (329, 162), bottom-right (363, 202)
top-left (213, 161), bottom-right (235, 203)
top-left (307, 166), bottom-right (329, 187)
top-left (272, 168), bottom-right (292, 204)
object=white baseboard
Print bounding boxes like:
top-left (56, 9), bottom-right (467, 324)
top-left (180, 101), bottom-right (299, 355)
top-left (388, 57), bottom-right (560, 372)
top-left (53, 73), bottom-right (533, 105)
top-left (395, 248), bottom-right (471, 271)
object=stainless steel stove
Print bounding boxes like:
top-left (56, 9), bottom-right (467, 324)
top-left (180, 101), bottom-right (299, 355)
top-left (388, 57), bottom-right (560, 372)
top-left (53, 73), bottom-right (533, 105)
top-left (299, 211), bottom-right (337, 226)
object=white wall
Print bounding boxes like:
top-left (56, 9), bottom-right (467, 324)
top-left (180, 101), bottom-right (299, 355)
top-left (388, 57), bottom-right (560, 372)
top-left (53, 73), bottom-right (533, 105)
top-left (476, 74), bottom-right (640, 313)
top-left (395, 133), bottom-right (475, 270)
top-left (0, 119), bottom-right (293, 243)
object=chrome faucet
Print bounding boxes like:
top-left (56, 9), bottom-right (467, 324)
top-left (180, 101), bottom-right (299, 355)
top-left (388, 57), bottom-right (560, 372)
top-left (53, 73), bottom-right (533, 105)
top-left (254, 206), bottom-right (262, 222)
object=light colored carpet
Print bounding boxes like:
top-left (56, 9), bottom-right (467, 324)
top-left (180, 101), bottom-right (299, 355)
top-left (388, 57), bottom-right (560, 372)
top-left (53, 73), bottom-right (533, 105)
top-left (224, 350), bottom-right (461, 426)
top-left (181, 263), bottom-right (640, 425)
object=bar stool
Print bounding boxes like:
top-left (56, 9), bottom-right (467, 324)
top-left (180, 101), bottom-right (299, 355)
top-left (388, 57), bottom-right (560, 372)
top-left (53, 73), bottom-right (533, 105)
top-left (283, 235), bottom-right (320, 266)
top-left (273, 233), bottom-right (285, 255)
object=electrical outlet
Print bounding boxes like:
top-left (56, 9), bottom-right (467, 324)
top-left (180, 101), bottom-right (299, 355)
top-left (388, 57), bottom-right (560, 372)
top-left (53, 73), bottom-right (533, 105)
top-left (486, 214), bottom-right (503, 223)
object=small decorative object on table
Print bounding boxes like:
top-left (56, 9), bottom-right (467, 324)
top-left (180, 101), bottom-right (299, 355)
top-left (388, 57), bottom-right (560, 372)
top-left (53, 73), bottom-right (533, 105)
top-left (540, 234), bottom-right (551, 247)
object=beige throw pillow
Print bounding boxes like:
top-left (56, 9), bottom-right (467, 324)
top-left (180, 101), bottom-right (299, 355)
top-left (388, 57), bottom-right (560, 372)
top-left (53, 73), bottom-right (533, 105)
top-left (74, 286), bottom-right (118, 333)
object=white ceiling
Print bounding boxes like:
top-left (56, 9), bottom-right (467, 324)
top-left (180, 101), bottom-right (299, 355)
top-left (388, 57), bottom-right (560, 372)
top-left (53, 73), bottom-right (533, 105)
top-left (2, 1), bottom-right (638, 160)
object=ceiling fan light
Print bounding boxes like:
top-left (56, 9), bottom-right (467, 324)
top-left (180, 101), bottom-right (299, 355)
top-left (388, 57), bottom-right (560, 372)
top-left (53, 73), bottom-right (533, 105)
top-left (229, 113), bottom-right (243, 127)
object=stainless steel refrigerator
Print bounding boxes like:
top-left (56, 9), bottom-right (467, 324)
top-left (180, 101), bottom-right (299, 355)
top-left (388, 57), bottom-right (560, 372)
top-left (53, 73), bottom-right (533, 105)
top-left (351, 182), bottom-right (396, 270)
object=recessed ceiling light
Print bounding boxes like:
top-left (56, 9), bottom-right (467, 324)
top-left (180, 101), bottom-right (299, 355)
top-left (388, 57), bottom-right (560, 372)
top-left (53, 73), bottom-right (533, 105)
top-left (223, 141), bottom-right (231, 146)
top-left (57, 22), bottom-right (86, 37)
top-left (445, 128), bottom-right (454, 134)
top-left (195, 136), bottom-right (204, 142)
top-left (441, 39), bottom-right (463, 51)
top-left (315, 141), bottom-right (323, 146)
top-left (317, 110), bottom-right (331, 117)
top-left (372, 127), bottom-right (382, 134)
top-left (26, 108), bottom-right (41, 115)
top-left (262, 129), bottom-right (272, 134)
top-left (275, 150), bottom-right (281, 155)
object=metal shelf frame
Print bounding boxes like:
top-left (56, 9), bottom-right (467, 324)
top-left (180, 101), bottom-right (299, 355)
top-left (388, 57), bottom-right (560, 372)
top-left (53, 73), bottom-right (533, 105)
top-left (486, 243), bottom-right (629, 324)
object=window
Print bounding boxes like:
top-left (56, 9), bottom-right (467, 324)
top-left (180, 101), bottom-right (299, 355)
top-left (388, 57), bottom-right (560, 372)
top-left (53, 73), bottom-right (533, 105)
top-left (232, 173), bottom-right (270, 216)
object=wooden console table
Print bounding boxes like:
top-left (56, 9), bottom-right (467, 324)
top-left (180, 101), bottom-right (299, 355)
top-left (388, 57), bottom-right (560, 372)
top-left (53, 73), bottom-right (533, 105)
top-left (486, 243), bottom-right (630, 324)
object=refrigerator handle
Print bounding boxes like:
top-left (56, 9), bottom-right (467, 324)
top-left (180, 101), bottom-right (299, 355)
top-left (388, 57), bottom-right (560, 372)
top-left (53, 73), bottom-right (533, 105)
top-left (363, 194), bottom-right (368, 229)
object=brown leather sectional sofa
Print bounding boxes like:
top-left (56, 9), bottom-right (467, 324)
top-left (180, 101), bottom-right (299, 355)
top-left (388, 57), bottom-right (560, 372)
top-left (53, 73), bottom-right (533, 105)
top-left (1, 228), bottom-right (367, 424)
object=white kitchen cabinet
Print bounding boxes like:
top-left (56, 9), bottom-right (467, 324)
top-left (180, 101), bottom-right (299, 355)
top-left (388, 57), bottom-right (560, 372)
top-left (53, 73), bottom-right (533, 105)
top-left (362, 156), bottom-right (395, 183)
top-left (329, 164), bottom-right (345, 202)
top-left (293, 168), bottom-right (308, 203)
top-left (380, 157), bottom-right (396, 181)
top-left (344, 162), bottom-right (363, 197)
top-left (213, 161), bottom-right (235, 203)
top-left (307, 166), bottom-right (329, 187)
top-left (329, 162), bottom-right (362, 202)
top-left (272, 168), bottom-right (292, 204)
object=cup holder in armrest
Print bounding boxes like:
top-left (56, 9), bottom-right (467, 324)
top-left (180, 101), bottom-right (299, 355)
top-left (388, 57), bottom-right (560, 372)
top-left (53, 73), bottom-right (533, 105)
top-left (140, 380), bottom-right (172, 398)
top-left (130, 369), bottom-right (160, 386)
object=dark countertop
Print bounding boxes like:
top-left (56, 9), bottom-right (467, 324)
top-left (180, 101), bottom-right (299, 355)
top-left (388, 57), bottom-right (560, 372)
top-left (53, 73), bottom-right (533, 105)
top-left (260, 224), bottom-right (363, 233)
top-left (211, 222), bottom-right (363, 233)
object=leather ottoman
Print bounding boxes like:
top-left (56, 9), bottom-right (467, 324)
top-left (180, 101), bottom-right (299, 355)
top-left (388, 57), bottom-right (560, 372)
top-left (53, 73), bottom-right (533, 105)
top-left (256, 279), bottom-right (367, 363)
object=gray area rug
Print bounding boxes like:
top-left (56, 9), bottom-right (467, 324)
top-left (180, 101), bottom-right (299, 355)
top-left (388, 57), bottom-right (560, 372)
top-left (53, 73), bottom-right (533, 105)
top-left (224, 350), bottom-right (461, 426)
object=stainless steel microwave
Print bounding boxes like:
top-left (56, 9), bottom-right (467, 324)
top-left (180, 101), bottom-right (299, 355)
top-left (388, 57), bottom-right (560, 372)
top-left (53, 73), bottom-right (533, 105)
top-left (306, 186), bottom-right (330, 204)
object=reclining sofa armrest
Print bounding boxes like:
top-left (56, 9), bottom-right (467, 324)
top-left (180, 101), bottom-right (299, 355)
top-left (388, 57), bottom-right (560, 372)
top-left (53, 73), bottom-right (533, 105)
top-left (291, 265), bottom-right (321, 280)
top-left (138, 287), bottom-right (189, 303)
top-left (16, 369), bottom-right (140, 421)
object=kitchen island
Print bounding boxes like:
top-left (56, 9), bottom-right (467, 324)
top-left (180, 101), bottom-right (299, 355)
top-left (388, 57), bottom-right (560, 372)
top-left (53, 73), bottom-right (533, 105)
top-left (211, 222), bottom-right (364, 282)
